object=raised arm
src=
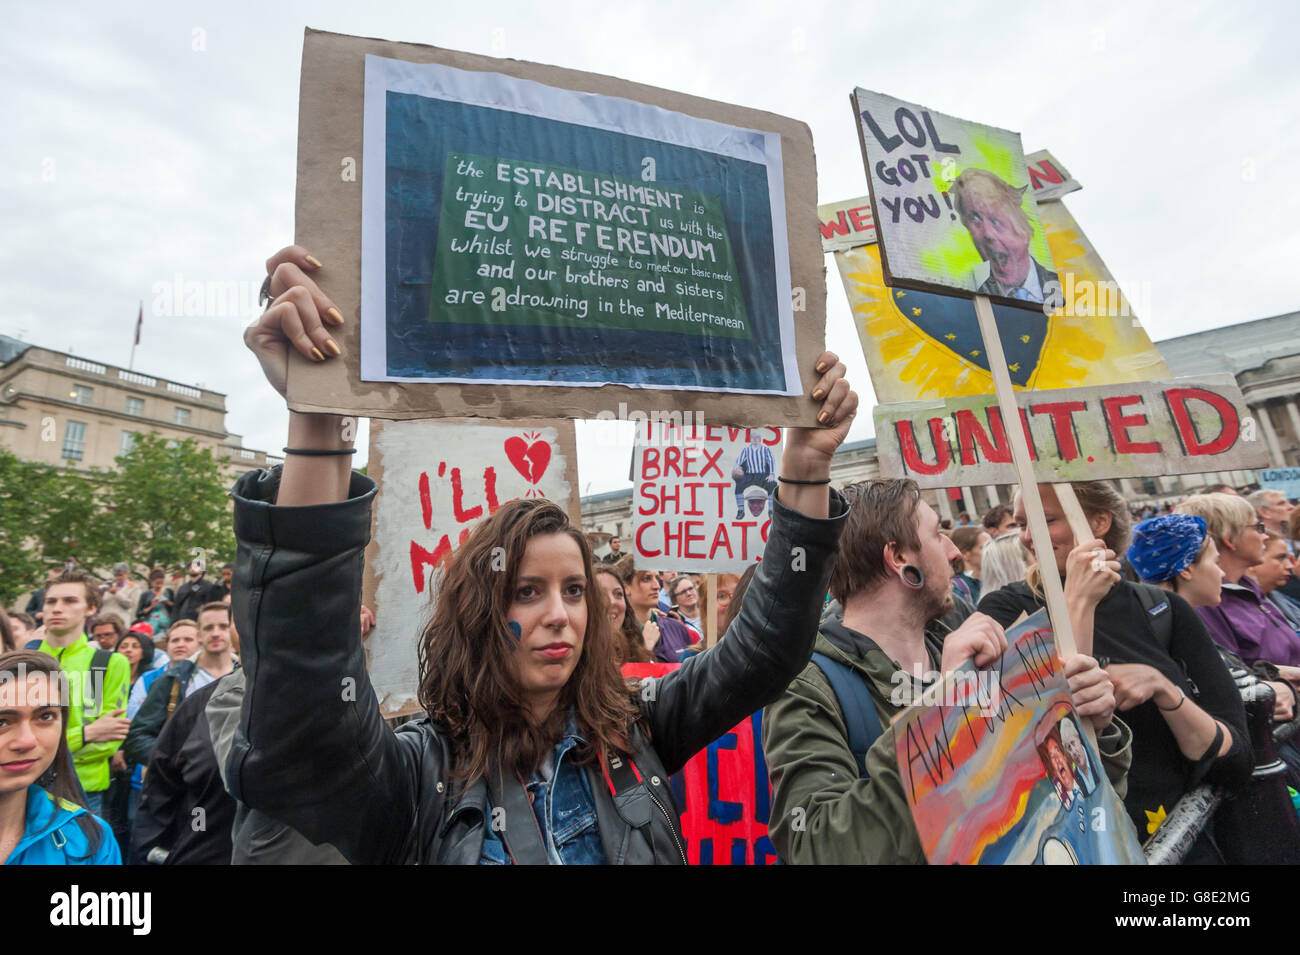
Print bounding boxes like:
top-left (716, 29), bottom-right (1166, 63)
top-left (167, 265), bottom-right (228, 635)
top-left (225, 247), bottom-right (421, 864)
top-left (644, 351), bottom-right (857, 773)
top-left (244, 246), bottom-right (354, 506)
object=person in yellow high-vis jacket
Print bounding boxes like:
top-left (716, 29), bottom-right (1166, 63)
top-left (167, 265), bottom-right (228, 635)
top-left (31, 570), bottom-right (131, 815)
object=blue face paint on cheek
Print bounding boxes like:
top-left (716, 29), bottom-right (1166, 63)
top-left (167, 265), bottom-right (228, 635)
top-left (507, 621), bottom-right (522, 642)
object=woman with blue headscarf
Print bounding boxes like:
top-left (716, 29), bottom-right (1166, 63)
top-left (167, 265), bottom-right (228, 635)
top-left (1128, 514), bottom-right (1224, 608)
top-left (1132, 514), bottom-right (1299, 726)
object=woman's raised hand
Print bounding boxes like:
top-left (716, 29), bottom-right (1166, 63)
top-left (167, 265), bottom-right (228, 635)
top-left (244, 246), bottom-right (345, 398)
top-left (783, 350), bottom-right (859, 470)
top-left (1063, 538), bottom-right (1121, 610)
top-left (777, 351), bottom-right (859, 520)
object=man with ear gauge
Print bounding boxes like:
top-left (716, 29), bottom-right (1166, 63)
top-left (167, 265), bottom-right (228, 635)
top-left (764, 478), bottom-right (1129, 864)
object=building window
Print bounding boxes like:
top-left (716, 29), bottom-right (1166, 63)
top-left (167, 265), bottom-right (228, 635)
top-left (125, 396), bottom-right (144, 416)
top-left (173, 407), bottom-right (190, 426)
top-left (62, 421), bottom-right (87, 461)
top-left (70, 385), bottom-right (93, 405)
top-left (120, 431), bottom-right (138, 456)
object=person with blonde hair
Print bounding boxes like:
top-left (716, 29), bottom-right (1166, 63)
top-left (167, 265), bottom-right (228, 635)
top-left (950, 168), bottom-right (1059, 304)
top-left (979, 530), bottom-right (1029, 596)
top-left (1175, 493), bottom-right (1300, 668)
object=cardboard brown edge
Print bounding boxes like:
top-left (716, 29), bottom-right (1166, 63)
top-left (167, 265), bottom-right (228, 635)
top-left (286, 27), bottom-right (827, 428)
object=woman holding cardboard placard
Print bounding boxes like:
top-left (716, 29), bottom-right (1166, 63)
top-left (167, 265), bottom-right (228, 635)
top-left (228, 245), bottom-right (857, 865)
top-left (979, 482), bottom-right (1251, 861)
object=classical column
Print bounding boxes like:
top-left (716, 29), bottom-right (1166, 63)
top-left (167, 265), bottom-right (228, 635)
top-left (960, 486), bottom-right (978, 518)
top-left (1285, 400), bottom-right (1300, 462)
top-left (1255, 403), bottom-right (1285, 467)
top-left (934, 488), bottom-right (954, 523)
top-left (984, 485), bottom-right (1000, 511)
top-left (1118, 478), bottom-right (1136, 498)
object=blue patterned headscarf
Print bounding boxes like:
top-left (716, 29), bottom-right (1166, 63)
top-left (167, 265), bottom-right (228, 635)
top-left (1127, 515), bottom-right (1208, 582)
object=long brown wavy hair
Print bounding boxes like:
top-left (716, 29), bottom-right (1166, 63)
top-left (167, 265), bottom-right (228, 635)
top-left (417, 499), bottom-right (639, 784)
top-left (593, 566), bottom-right (653, 664)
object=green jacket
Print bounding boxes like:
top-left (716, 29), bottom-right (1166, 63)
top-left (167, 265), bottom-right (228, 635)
top-left (37, 636), bottom-right (132, 794)
top-left (763, 624), bottom-right (1133, 865)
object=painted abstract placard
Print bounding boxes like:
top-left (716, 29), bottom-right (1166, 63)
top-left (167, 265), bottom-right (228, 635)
top-left (623, 662), bottom-right (777, 865)
top-left (895, 610), bottom-right (1146, 864)
top-left (828, 179), bottom-right (1169, 404)
top-left (360, 55), bottom-right (798, 396)
top-left (364, 418), bottom-right (580, 716)
top-left (852, 89), bottom-right (1056, 308)
top-left (875, 375), bottom-right (1266, 488)
top-left (632, 421), bottom-right (783, 572)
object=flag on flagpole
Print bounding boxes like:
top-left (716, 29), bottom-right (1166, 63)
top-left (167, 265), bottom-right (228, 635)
top-left (134, 301), bottom-right (143, 345)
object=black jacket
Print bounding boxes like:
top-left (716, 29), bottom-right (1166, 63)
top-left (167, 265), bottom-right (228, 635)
top-left (226, 467), bottom-right (847, 865)
top-left (123, 660), bottom-right (199, 767)
top-left (132, 678), bottom-right (236, 865)
top-left (174, 576), bottom-right (222, 623)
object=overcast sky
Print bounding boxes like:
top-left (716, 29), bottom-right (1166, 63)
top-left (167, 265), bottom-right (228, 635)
top-left (3, 0), bottom-right (1296, 495)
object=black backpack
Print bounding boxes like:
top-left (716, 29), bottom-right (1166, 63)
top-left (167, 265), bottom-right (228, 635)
top-left (25, 640), bottom-right (114, 711)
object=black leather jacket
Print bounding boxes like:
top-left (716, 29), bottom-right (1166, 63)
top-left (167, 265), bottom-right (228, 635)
top-left (226, 467), bottom-right (847, 865)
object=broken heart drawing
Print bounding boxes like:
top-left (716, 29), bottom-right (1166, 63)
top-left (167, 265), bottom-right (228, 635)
top-left (504, 432), bottom-right (552, 496)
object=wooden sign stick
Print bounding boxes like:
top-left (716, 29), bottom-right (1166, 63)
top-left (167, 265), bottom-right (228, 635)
top-left (704, 574), bottom-right (717, 649)
top-left (971, 295), bottom-right (1079, 658)
top-left (1054, 483), bottom-right (1096, 551)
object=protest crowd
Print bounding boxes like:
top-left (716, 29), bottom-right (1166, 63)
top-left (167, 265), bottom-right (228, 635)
top-left (2, 248), bottom-right (1299, 867)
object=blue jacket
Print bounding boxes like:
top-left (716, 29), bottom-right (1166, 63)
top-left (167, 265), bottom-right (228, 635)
top-left (5, 785), bottom-right (121, 865)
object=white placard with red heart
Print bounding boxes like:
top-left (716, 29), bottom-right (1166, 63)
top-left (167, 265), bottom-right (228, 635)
top-left (631, 421), bottom-right (783, 574)
top-left (365, 418), bottom-right (580, 716)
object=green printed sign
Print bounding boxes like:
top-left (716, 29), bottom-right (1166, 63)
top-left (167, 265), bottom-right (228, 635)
top-left (430, 152), bottom-right (752, 340)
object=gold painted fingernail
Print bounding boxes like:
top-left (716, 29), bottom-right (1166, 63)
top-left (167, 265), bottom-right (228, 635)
top-left (812, 388), bottom-right (825, 401)
top-left (327, 306), bottom-right (345, 325)
top-left (815, 362), bottom-right (828, 373)
top-left (305, 254), bottom-right (323, 269)
top-left (323, 339), bottom-right (341, 357)
top-left (310, 346), bottom-right (325, 362)
top-left (818, 411), bottom-right (830, 424)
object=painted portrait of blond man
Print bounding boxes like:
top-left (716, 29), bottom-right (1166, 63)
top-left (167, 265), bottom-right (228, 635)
top-left (951, 169), bottom-right (1060, 305)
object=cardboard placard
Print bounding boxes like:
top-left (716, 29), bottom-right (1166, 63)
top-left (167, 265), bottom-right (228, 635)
top-left (623, 662), bottom-right (777, 865)
top-left (631, 421), bottom-right (783, 572)
top-left (1024, 149), bottom-right (1082, 203)
top-left (817, 196), bottom-right (876, 253)
top-left (363, 417), bottom-right (580, 717)
top-left (874, 375), bottom-right (1267, 488)
top-left (893, 611), bottom-right (1146, 864)
top-left (289, 29), bottom-right (825, 426)
top-left (829, 181), bottom-right (1169, 405)
top-left (1261, 467), bottom-right (1300, 499)
top-left (816, 149), bottom-right (1076, 256)
top-left (852, 89), bottom-right (1056, 308)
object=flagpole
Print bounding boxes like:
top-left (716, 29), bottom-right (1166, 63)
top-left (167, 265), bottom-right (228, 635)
top-left (129, 300), bottom-right (141, 370)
